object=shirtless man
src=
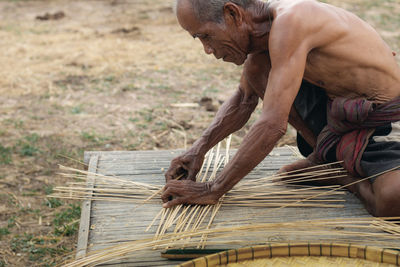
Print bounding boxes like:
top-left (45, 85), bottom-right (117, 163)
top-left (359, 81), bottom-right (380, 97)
top-left (162, 0), bottom-right (400, 216)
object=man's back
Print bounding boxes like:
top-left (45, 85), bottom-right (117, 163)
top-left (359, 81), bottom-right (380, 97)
top-left (267, 0), bottom-right (400, 102)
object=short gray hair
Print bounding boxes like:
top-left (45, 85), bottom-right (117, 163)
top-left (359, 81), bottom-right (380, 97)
top-left (176, 0), bottom-right (256, 23)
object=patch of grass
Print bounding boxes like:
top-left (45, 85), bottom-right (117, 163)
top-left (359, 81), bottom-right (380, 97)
top-left (11, 233), bottom-right (69, 262)
top-left (153, 84), bottom-right (172, 91)
top-left (40, 92), bottom-right (51, 100)
top-left (0, 215), bottom-right (17, 240)
top-left (136, 123), bottom-right (148, 129)
top-left (7, 194), bottom-right (17, 207)
top-left (137, 109), bottom-right (154, 122)
top-left (81, 131), bottom-right (97, 142)
top-left (44, 186), bottom-right (53, 195)
top-left (26, 133), bottom-right (39, 143)
top-left (80, 131), bottom-right (109, 145)
top-left (15, 120), bottom-right (24, 128)
top-left (4, 119), bottom-right (24, 129)
top-left (53, 203), bottom-right (81, 236)
top-left (104, 75), bottom-right (115, 82)
top-left (19, 144), bottom-right (39, 156)
top-left (22, 189), bottom-right (40, 197)
top-left (128, 117), bottom-right (139, 123)
top-left (0, 227), bottom-right (10, 239)
top-left (20, 207), bottom-right (41, 215)
top-left (51, 103), bottom-right (64, 111)
top-left (17, 134), bottom-right (40, 156)
top-left (45, 198), bottom-right (63, 209)
top-left (122, 84), bottom-right (140, 92)
top-left (71, 105), bottom-right (84, 114)
top-left (155, 121), bottom-right (168, 131)
top-left (52, 146), bottom-right (84, 164)
top-left (7, 216), bottom-right (16, 228)
top-left (0, 144), bottom-right (12, 165)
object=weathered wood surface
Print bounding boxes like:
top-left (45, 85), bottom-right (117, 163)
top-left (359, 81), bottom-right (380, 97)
top-left (76, 155), bottom-right (98, 259)
top-left (78, 147), bottom-right (377, 266)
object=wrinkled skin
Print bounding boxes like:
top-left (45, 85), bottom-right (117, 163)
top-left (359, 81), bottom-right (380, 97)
top-left (162, 0), bottom-right (400, 216)
top-left (161, 180), bottom-right (217, 208)
top-left (165, 151), bottom-right (205, 182)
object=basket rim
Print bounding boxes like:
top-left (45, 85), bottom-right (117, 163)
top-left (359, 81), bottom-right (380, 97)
top-left (178, 242), bottom-right (400, 267)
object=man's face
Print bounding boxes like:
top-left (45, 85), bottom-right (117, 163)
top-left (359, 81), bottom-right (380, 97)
top-left (176, 1), bottom-right (249, 65)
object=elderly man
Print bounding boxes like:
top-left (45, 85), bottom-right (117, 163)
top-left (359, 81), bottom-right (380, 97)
top-left (161, 0), bottom-right (400, 216)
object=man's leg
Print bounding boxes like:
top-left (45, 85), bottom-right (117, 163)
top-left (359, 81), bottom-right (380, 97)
top-left (356, 170), bottom-right (400, 217)
top-left (279, 161), bottom-right (400, 216)
top-left (277, 155), bottom-right (357, 192)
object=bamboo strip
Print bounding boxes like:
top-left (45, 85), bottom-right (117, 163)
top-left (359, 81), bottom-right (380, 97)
top-left (64, 217), bottom-right (400, 267)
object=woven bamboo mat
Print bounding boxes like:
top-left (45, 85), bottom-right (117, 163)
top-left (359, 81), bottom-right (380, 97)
top-left (75, 147), bottom-right (397, 266)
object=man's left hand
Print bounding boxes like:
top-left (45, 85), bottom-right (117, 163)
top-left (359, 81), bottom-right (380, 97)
top-left (161, 180), bottom-right (220, 208)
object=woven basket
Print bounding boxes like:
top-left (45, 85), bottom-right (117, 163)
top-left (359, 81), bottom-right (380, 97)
top-left (178, 243), bottom-right (400, 267)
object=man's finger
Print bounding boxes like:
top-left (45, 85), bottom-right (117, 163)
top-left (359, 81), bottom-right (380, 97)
top-left (162, 197), bottom-right (184, 208)
top-left (165, 173), bottom-right (174, 182)
top-left (161, 183), bottom-right (183, 202)
top-left (161, 187), bottom-right (173, 203)
top-left (165, 165), bottom-right (180, 178)
top-left (187, 169), bottom-right (197, 181)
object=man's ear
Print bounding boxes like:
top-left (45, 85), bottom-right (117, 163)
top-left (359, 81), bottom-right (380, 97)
top-left (223, 2), bottom-right (243, 26)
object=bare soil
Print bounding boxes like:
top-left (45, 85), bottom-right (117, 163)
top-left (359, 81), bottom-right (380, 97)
top-left (0, 0), bottom-right (399, 266)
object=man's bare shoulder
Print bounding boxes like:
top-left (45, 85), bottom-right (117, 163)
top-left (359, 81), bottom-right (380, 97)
top-left (269, 0), bottom-right (351, 48)
top-left (270, 0), bottom-right (344, 20)
top-left (269, 0), bottom-right (400, 101)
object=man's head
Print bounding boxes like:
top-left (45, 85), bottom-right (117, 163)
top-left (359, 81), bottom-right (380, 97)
top-left (176, 0), bottom-right (255, 24)
top-left (175, 0), bottom-right (257, 65)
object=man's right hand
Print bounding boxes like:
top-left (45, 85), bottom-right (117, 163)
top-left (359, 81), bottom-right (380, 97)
top-left (165, 151), bottom-right (205, 182)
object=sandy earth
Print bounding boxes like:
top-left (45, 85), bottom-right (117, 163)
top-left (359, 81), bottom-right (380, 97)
top-left (0, 0), bottom-right (399, 266)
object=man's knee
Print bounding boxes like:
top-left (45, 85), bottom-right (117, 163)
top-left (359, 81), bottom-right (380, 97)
top-left (373, 171), bottom-right (400, 217)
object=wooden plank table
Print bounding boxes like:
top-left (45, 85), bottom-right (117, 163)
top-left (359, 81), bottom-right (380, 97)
top-left (76, 147), bottom-right (377, 266)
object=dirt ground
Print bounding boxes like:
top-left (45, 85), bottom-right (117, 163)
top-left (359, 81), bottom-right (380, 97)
top-left (0, 0), bottom-right (399, 266)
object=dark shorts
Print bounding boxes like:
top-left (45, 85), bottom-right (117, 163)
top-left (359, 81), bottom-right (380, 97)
top-left (294, 80), bottom-right (400, 179)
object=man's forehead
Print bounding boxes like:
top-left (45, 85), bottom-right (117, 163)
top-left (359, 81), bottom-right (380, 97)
top-left (176, 0), bottom-right (195, 19)
top-left (176, 0), bottom-right (202, 32)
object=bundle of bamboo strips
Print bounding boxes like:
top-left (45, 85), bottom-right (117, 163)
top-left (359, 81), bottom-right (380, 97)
top-left (50, 139), bottom-right (345, 209)
top-left (63, 217), bottom-right (400, 267)
top-left (146, 137), bottom-right (350, 247)
top-left (50, 138), bottom-right (400, 266)
top-left (50, 137), bottom-right (353, 251)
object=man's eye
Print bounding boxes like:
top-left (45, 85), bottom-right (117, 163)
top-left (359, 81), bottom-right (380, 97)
top-left (193, 34), bottom-right (211, 40)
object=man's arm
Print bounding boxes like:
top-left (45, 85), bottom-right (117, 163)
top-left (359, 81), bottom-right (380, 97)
top-left (194, 78), bottom-right (259, 156)
top-left (210, 15), bottom-right (310, 196)
top-left (162, 12), bottom-right (312, 207)
top-left (165, 74), bottom-right (259, 181)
